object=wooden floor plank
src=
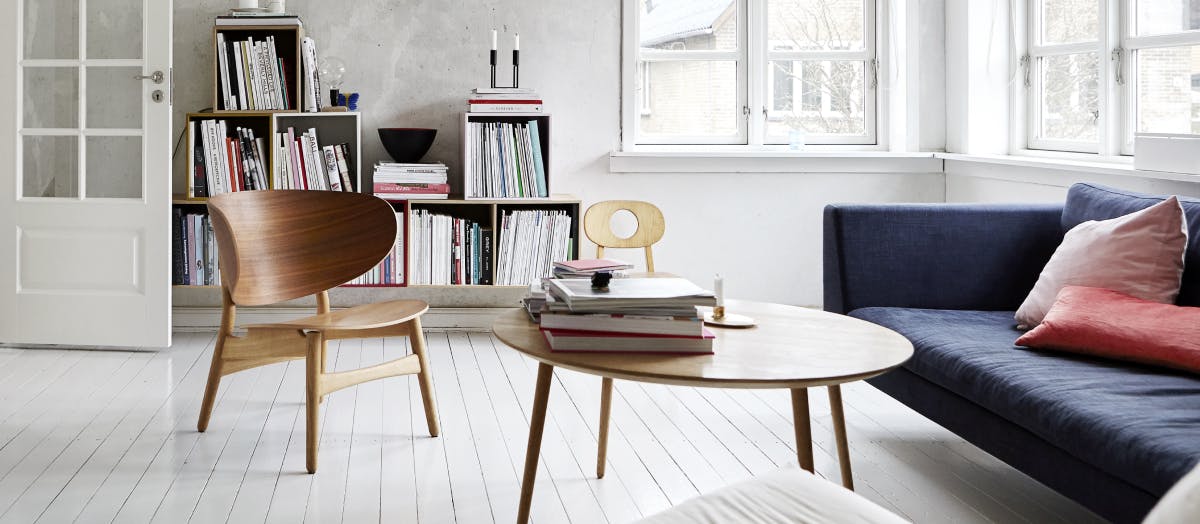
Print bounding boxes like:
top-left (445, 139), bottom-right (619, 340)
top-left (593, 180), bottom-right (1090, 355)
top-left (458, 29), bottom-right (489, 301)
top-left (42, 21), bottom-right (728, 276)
top-left (0, 332), bottom-right (1107, 524)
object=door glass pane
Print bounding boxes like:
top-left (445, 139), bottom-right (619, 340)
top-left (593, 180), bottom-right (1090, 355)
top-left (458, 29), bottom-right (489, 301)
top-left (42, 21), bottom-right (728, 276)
top-left (640, 0), bottom-right (737, 51)
top-left (768, 0), bottom-right (865, 51)
top-left (86, 137), bottom-right (142, 198)
top-left (1137, 46), bottom-right (1200, 134)
top-left (1041, 0), bottom-right (1099, 44)
top-left (23, 136), bottom-right (79, 198)
top-left (637, 60), bottom-right (739, 139)
top-left (87, 0), bottom-right (142, 59)
top-left (87, 67), bottom-right (142, 129)
top-left (767, 60), bottom-right (866, 140)
top-left (24, 68), bottom-right (79, 129)
top-left (1135, 0), bottom-right (1200, 36)
top-left (1039, 53), bottom-right (1099, 142)
top-left (23, 0), bottom-right (78, 59)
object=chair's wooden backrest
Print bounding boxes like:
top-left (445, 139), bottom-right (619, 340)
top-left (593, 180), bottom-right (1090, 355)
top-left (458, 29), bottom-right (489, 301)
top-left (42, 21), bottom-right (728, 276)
top-left (208, 190), bottom-right (397, 306)
top-left (583, 200), bottom-right (665, 271)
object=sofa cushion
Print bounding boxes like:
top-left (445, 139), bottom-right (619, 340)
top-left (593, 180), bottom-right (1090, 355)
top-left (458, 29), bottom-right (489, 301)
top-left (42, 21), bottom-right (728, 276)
top-left (1016, 196), bottom-right (1188, 327)
top-left (1017, 286), bottom-right (1200, 375)
top-left (1063, 183), bottom-right (1200, 306)
top-left (850, 306), bottom-right (1200, 496)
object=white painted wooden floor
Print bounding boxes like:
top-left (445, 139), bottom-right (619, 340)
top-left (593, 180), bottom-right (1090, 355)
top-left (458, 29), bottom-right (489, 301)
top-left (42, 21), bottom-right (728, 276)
top-left (0, 331), bottom-right (1104, 524)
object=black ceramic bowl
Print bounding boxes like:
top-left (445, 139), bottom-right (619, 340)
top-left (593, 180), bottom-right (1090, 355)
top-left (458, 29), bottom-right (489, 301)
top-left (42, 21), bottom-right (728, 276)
top-left (378, 128), bottom-right (437, 163)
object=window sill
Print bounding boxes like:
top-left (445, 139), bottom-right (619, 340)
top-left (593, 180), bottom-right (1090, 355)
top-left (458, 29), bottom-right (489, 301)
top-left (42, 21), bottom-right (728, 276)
top-left (609, 149), bottom-right (943, 174)
top-left (939, 153), bottom-right (1200, 184)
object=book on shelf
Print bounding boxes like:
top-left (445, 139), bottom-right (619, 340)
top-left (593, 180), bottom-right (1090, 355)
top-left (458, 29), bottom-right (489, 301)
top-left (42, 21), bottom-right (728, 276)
top-left (216, 14), bottom-right (303, 25)
top-left (301, 37), bottom-right (322, 112)
top-left (215, 32), bottom-right (292, 111)
top-left (273, 127), bottom-right (354, 192)
top-left (373, 162), bottom-right (449, 200)
top-left (173, 210), bottom-right (221, 286)
top-left (466, 120), bottom-right (548, 198)
top-left (346, 210), bottom-right (405, 285)
top-left (540, 328), bottom-right (715, 354)
top-left (472, 87), bottom-right (538, 95)
top-left (495, 209), bottom-right (573, 286)
top-left (410, 210), bottom-right (491, 285)
top-left (552, 258), bottom-right (633, 278)
top-left (468, 99), bottom-right (543, 113)
top-left (189, 119), bottom-right (269, 197)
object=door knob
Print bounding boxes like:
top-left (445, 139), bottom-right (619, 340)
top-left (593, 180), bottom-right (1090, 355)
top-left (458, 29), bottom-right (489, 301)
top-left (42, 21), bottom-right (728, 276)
top-left (135, 71), bottom-right (164, 84)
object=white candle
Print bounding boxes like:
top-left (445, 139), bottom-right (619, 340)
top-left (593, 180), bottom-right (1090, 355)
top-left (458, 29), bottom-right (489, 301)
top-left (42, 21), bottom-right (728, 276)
top-left (714, 274), bottom-right (724, 307)
top-left (514, 33), bottom-right (520, 50)
top-left (491, 29), bottom-right (498, 50)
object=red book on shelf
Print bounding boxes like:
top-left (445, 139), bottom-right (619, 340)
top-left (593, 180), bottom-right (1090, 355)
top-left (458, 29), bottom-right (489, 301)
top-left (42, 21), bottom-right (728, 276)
top-left (467, 99), bottom-right (543, 104)
top-left (373, 183), bottom-right (451, 193)
top-left (540, 328), bottom-right (715, 354)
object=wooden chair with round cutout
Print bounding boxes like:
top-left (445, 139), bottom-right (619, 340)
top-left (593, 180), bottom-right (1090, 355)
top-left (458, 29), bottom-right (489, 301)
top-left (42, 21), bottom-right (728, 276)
top-left (582, 199), bottom-right (666, 479)
top-left (197, 190), bottom-right (440, 474)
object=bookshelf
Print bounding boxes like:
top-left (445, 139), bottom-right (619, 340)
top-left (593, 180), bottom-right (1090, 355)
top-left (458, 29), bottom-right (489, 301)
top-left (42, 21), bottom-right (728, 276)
top-left (461, 112), bottom-right (551, 199)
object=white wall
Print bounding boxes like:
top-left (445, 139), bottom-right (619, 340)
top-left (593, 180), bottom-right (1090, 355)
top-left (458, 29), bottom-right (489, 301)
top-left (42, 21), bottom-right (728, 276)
top-left (945, 160), bottom-right (1200, 203)
top-left (172, 1), bottom-right (948, 307)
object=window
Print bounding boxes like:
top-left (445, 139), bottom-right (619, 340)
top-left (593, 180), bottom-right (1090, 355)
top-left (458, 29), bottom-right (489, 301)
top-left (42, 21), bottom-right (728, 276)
top-left (1025, 0), bottom-right (1200, 154)
top-left (625, 0), bottom-right (878, 147)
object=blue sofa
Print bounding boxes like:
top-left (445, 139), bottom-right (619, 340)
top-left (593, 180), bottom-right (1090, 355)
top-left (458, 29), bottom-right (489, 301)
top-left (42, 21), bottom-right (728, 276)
top-left (823, 183), bottom-right (1200, 523)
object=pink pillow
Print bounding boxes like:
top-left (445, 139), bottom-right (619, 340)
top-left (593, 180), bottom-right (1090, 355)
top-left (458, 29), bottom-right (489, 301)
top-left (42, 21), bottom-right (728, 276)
top-left (1015, 196), bottom-right (1187, 328)
top-left (1016, 286), bottom-right (1200, 375)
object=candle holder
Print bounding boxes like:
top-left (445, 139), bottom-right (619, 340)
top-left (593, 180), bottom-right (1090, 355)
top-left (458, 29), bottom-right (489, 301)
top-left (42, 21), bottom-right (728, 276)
top-left (490, 49), bottom-right (498, 88)
top-left (704, 306), bottom-right (756, 328)
top-left (512, 49), bottom-right (520, 88)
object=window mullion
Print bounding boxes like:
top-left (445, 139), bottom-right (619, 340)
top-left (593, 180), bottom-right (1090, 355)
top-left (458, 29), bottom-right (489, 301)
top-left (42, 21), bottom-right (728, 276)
top-left (746, 0), bottom-right (763, 146)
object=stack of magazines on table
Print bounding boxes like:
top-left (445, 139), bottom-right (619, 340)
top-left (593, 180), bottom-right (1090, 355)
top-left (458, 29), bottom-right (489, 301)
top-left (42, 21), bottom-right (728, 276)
top-left (551, 258), bottom-right (633, 278)
top-left (525, 265), bottom-right (718, 354)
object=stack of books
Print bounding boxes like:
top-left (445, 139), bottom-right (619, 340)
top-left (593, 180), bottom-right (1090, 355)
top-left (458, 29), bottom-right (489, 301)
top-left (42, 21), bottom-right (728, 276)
top-left (466, 119), bottom-right (548, 198)
top-left (273, 127), bottom-right (354, 191)
top-left (410, 210), bottom-right (492, 285)
top-left (468, 87), bottom-right (543, 113)
top-left (553, 258), bottom-right (633, 278)
top-left (345, 211), bottom-right (405, 285)
top-left (172, 209), bottom-right (221, 286)
top-left (537, 277), bottom-right (717, 353)
top-left (189, 119), bottom-right (269, 197)
top-left (496, 209), bottom-right (573, 285)
top-left (373, 163), bottom-right (450, 200)
top-left (214, 32), bottom-right (293, 111)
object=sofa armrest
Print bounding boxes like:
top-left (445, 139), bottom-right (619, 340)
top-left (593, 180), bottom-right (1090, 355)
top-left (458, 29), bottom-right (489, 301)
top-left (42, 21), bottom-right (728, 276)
top-left (823, 203), bottom-right (1064, 314)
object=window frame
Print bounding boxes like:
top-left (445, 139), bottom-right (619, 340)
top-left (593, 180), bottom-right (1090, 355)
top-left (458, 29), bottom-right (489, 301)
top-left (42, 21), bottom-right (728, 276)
top-left (1021, 0), bottom-right (1200, 156)
top-left (621, 0), bottom-right (881, 149)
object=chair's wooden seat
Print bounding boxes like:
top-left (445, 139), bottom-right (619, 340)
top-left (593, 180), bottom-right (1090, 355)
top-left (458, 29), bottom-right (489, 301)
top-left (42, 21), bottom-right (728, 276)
top-left (248, 300), bottom-right (429, 331)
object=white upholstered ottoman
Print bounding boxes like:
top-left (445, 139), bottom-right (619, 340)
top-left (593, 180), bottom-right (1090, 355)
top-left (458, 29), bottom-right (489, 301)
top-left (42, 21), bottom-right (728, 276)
top-left (636, 469), bottom-right (909, 524)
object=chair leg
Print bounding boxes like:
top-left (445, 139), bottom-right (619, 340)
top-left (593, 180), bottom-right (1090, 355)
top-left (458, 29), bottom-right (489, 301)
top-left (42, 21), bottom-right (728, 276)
top-left (409, 317), bottom-right (440, 437)
top-left (597, 377), bottom-right (613, 478)
top-left (305, 331), bottom-right (324, 474)
top-left (196, 331), bottom-right (227, 432)
top-left (198, 292), bottom-right (235, 432)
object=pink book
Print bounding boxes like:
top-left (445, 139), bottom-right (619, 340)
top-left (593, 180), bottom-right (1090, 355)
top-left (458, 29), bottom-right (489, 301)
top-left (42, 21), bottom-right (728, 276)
top-left (553, 258), bottom-right (633, 272)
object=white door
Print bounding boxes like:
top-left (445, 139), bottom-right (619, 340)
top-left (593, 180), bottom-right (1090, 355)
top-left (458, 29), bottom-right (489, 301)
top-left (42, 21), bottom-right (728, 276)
top-left (0, 0), bottom-right (172, 347)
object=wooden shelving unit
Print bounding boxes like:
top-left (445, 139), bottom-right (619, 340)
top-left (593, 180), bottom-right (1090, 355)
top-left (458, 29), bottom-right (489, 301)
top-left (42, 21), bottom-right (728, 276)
top-left (211, 23), bottom-right (304, 113)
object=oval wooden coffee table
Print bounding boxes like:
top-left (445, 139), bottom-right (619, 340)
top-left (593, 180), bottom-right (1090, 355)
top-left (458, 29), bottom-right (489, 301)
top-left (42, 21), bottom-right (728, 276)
top-left (493, 299), bottom-right (913, 524)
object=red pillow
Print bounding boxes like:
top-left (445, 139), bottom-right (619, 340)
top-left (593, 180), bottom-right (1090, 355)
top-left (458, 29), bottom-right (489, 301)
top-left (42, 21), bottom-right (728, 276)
top-left (1016, 286), bottom-right (1200, 375)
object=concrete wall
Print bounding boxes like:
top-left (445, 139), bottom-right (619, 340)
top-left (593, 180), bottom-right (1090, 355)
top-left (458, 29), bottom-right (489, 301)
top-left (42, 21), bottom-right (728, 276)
top-left (172, 0), bottom-right (947, 307)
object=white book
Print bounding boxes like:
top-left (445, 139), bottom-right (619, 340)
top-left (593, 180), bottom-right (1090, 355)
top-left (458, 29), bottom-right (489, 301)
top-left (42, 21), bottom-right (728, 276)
top-left (188, 120), bottom-right (197, 196)
top-left (264, 36), bottom-right (281, 109)
top-left (216, 34), bottom-right (232, 110)
top-left (253, 135), bottom-right (268, 189)
top-left (305, 128), bottom-right (328, 190)
top-left (232, 40), bottom-right (248, 109)
top-left (322, 145), bottom-right (341, 191)
top-left (301, 37), bottom-right (321, 112)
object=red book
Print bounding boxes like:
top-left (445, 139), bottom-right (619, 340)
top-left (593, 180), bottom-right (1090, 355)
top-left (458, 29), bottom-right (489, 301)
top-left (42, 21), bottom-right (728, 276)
top-left (373, 183), bottom-right (451, 193)
top-left (467, 99), bottom-right (543, 104)
top-left (540, 328), bottom-right (715, 354)
top-left (225, 138), bottom-right (239, 192)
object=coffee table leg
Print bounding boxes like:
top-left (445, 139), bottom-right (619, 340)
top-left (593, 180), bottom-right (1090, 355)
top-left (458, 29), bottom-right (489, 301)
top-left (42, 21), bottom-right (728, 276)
top-left (597, 377), bottom-right (613, 478)
top-left (790, 388), bottom-right (814, 472)
top-left (828, 384), bottom-right (854, 490)
top-left (518, 363), bottom-right (555, 524)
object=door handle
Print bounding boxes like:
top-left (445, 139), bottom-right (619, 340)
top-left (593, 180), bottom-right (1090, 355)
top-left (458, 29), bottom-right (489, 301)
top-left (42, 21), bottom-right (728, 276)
top-left (135, 71), bottom-right (164, 84)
